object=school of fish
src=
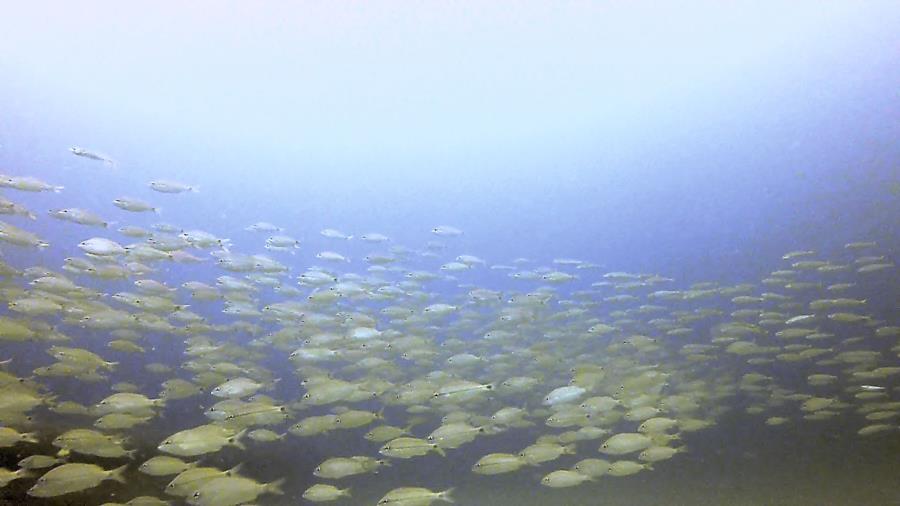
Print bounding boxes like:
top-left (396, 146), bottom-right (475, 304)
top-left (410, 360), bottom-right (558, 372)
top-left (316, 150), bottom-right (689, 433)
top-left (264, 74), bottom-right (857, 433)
top-left (0, 169), bottom-right (897, 505)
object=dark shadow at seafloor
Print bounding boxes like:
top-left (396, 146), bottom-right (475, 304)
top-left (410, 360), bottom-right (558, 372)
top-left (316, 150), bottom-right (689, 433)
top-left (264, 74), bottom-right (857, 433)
top-left (3, 409), bottom-right (900, 506)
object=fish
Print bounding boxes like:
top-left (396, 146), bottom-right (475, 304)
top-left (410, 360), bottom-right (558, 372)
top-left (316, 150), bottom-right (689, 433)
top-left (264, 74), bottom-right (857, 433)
top-left (377, 487), bottom-right (454, 505)
top-left (570, 458), bottom-right (611, 478)
top-left (360, 233), bottom-right (390, 242)
top-left (149, 180), bottom-right (198, 193)
top-left (543, 385), bottom-right (587, 406)
top-left (303, 483), bottom-right (352, 502)
top-left (164, 464), bottom-right (242, 497)
top-left (316, 251), bottom-right (350, 262)
top-left (211, 377), bottom-right (265, 398)
top-left (18, 454), bottom-right (66, 470)
top-left (49, 208), bottom-right (111, 227)
top-left (157, 424), bottom-right (244, 457)
top-left (0, 426), bottom-right (39, 447)
top-left (187, 476), bottom-right (284, 506)
top-left (27, 463), bottom-right (127, 497)
top-left (541, 469), bottom-right (593, 487)
top-left (138, 456), bottom-right (196, 476)
top-left (313, 456), bottom-right (387, 479)
top-left (600, 433), bottom-right (654, 455)
top-left (0, 175), bottom-right (63, 192)
top-left (0, 467), bottom-right (35, 487)
top-left (472, 453), bottom-right (526, 475)
top-left (380, 437), bottom-right (446, 458)
top-left (320, 229), bottom-right (353, 240)
top-left (78, 237), bottom-right (127, 256)
top-left (70, 146), bottom-right (116, 166)
top-left (0, 220), bottom-right (49, 247)
top-left (607, 460), bottom-right (652, 476)
top-left (113, 197), bottom-right (158, 213)
top-left (431, 225), bottom-right (463, 236)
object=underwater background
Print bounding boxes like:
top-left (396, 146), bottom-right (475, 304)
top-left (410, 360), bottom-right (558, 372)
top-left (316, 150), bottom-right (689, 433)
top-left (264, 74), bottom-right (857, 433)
top-left (0, 1), bottom-right (899, 505)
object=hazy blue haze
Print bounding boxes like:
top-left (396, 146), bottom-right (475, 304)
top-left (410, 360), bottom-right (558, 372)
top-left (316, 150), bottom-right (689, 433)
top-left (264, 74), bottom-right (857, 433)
top-left (0, 0), bottom-right (898, 281)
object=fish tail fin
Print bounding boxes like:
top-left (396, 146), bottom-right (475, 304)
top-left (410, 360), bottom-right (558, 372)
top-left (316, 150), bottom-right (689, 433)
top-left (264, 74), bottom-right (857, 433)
top-left (226, 462), bottom-right (244, 476)
top-left (563, 443), bottom-right (577, 455)
top-left (439, 488), bottom-right (455, 503)
top-left (109, 464), bottom-right (129, 483)
top-left (433, 445), bottom-right (446, 457)
top-left (53, 186), bottom-right (64, 193)
top-left (153, 207), bottom-right (162, 215)
top-left (346, 235), bottom-right (354, 240)
top-left (230, 430), bottom-right (247, 450)
top-left (190, 186), bottom-right (200, 193)
top-left (265, 477), bottom-right (286, 495)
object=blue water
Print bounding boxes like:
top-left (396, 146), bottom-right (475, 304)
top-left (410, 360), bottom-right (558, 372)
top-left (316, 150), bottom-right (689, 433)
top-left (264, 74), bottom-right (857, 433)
top-left (1, 2), bottom-right (899, 505)
top-left (2, 2), bottom-right (898, 278)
